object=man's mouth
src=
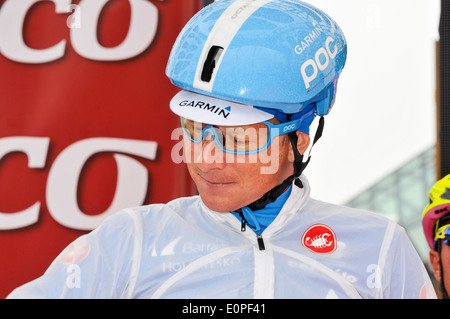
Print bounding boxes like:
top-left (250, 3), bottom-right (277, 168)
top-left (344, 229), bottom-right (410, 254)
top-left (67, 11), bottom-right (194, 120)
top-left (198, 174), bottom-right (234, 188)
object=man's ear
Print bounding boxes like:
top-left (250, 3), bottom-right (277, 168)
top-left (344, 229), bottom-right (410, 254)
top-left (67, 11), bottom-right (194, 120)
top-left (288, 131), bottom-right (310, 162)
top-left (297, 131), bottom-right (311, 155)
top-left (430, 249), bottom-right (442, 282)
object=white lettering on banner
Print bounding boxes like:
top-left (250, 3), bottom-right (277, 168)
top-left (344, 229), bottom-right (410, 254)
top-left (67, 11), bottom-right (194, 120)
top-left (0, 137), bottom-right (50, 229)
top-left (0, 137), bottom-right (158, 231)
top-left (71, 0), bottom-right (157, 61)
top-left (300, 36), bottom-right (338, 89)
top-left (0, 0), bottom-right (159, 63)
top-left (0, 0), bottom-right (70, 64)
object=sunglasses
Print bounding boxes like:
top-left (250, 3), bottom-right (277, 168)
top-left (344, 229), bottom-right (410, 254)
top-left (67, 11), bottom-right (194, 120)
top-left (180, 117), bottom-right (301, 155)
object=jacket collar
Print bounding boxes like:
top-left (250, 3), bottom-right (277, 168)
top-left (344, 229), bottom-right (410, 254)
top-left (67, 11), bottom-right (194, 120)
top-left (200, 175), bottom-right (311, 236)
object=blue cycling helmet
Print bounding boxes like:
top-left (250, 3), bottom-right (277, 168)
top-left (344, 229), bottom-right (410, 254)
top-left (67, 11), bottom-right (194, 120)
top-left (166, 0), bottom-right (347, 118)
top-left (166, 0), bottom-right (347, 211)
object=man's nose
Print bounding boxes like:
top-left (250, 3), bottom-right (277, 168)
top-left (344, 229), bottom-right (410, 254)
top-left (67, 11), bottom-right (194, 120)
top-left (194, 135), bottom-right (227, 172)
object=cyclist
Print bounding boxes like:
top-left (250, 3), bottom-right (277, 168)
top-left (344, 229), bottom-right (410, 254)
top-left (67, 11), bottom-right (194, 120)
top-left (8, 0), bottom-right (436, 298)
top-left (422, 174), bottom-right (450, 299)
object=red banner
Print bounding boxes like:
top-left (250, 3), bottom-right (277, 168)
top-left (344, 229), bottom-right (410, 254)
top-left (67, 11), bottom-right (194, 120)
top-left (0, 0), bottom-right (200, 298)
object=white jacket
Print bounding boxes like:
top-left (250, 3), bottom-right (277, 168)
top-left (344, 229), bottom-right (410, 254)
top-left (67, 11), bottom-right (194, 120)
top-left (8, 176), bottom-right (436, 299)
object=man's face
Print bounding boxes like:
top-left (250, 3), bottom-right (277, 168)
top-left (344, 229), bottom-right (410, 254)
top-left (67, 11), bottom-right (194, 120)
top-left (184, 119), bottom-right (310, 212)
top-left (441, 244), bottom-right (450, 295)
top-left (430, 241), bottom-right (450, 297)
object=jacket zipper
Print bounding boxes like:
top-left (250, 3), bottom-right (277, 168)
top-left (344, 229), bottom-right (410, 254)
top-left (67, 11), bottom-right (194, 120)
top-left (238, 211), bottom-right (265, 251)
top-left (256, 234), bottom-right (265, 250)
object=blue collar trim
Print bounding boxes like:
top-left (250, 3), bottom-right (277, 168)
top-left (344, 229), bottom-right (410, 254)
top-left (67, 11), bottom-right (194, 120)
top-left (231, 185), bottom-right (292, 234)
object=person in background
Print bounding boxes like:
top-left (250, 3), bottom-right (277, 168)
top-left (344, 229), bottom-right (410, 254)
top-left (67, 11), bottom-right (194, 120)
top-left (422, 174), bottom-right (450, 299)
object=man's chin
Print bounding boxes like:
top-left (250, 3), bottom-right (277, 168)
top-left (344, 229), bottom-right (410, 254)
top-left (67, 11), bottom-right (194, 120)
top-left (200, 195), bottom-right (241, 213)
top-left (201, 200), bottom-right (233, 213)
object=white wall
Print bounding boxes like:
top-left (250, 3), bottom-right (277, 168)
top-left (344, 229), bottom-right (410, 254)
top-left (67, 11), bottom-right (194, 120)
top-left (304, 0), bottom-right (441, 204)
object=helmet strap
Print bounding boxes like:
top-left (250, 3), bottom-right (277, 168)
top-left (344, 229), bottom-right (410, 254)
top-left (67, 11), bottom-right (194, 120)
top-left (246, 116), bottom-right (324, 211)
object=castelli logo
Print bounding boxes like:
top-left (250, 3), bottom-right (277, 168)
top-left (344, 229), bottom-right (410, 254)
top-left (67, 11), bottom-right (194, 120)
top-left (301, 224), bottom-right (337, 254)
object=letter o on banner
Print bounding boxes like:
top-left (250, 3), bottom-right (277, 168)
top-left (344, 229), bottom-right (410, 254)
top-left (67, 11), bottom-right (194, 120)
top-left (71, 0), bottom-right (158, 61)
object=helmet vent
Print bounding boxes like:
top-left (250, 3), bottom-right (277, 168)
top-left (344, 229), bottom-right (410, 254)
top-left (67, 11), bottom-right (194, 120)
top-left (442, 188), bottom-right (450, 200)
top-left (201, 46), bottom-right (224, 83)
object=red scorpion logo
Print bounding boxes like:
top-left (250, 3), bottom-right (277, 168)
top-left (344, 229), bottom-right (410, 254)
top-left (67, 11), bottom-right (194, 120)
top-left (301, 224), bottom-right (337, 254)
top-left (304, 233), bottom-right (333, 249)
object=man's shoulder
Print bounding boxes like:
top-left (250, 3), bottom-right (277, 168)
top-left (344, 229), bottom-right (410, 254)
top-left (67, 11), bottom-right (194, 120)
top-left (95, 195), bottom-right (202, 231)
top-left (119, 195), bottom-right (201, 218)
top-left (303, 197), bottom-right (402, 240)
top-left (306, 198), bottom-right (395, 224)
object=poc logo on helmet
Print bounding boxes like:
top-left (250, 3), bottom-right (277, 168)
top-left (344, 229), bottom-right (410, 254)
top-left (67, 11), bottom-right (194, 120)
top-left (300, 36), bottom-right (338, 89)
top-left (283, 124), bottom-right (296, 133)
